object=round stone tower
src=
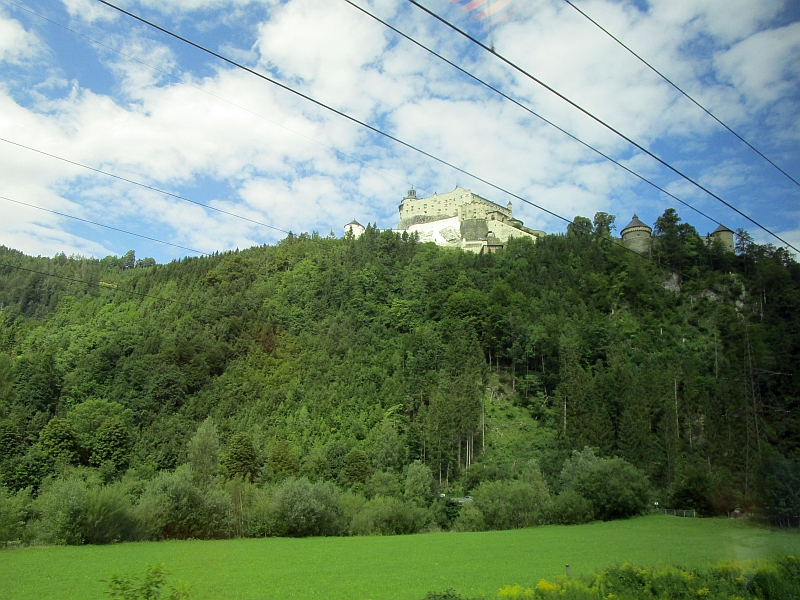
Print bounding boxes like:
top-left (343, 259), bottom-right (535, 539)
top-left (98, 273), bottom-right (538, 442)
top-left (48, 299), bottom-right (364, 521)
top-left (709, 224), bottom-right (735, 252)
top-left (344, 219), bottom-right (365, 239)
top-left (620, 214), bottom-right (652, 254)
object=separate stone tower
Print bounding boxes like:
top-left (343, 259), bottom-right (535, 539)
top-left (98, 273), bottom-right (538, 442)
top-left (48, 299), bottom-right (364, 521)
top-left (708, 224), bottom-right (735, 252)
top-left (344, 220), bottom-right (365, 239)
top-left (620, 214), bottom-right (652, 253)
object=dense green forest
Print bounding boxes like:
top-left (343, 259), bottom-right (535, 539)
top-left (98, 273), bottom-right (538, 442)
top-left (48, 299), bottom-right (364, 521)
top-left (0, 208), bottom-right (798, 544)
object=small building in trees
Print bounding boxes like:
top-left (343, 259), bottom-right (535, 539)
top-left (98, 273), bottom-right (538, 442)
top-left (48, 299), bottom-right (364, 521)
top-left (344, 220), bottom-right (365, 239)
top-left (705, 224), bottom-right (735, 252)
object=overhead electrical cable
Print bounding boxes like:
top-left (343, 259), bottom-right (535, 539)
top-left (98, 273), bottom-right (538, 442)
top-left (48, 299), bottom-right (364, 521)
top-left (93, 0), bottom-right (571, 226)
top-left (0, 0), bottom-right (422, 197)
top-left (91, 0), bottom-right (711, 285)
top-left (342, 0), bottom-right (728, 231)
top-left (0, 137), bottom-right (291, 235)
top-left (0, 262), bottom-right (232, 315)
top-left (0, 195), bottom-right (209, 256)
top-left (405, 0), bottom-right (799, 254)
top-left (561, 0), bottom-right (800, 190)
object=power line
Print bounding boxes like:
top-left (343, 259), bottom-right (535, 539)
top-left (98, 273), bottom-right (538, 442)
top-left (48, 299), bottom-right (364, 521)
top-left (0, 0), bottom-right (422, 196)
top-left (0, 137), bottom-right (291, 235)
top-left (93, 0), bottom-right (710, 285)
top-left (0, 261), bottom-right (231, 315)
top-left (405, 0), bottom-right (799, 254)
top-left (0, 194), bottom-right (209, 257)
top-left (561, 0), bottom-right (800, 190)
top-left (343, 0), bottom-right (728, 231)
top-left (93, 0), bottom-right (570, 226)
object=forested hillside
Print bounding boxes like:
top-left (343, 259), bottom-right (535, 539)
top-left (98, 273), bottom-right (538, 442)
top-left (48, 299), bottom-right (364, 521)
top-left (1, 208), bottom-right (799, 543)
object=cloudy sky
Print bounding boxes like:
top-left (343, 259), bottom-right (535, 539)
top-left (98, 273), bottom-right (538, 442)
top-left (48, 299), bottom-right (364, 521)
top-left (1, 0), bottom-right (798, 262)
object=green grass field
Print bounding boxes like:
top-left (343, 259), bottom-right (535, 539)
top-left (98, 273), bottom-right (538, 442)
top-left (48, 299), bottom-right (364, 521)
top-left (2, 515), bottom-right (799, 599)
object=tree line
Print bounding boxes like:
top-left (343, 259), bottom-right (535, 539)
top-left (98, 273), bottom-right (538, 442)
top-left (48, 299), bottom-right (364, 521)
top-left (0, 206), bottom-right (799, 545)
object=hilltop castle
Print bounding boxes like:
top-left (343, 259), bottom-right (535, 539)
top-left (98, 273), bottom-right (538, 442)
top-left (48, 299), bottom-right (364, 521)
top-left (345, 192), bottom-right (735, 255)
top-left (345, 186), bottom-right (543, 254)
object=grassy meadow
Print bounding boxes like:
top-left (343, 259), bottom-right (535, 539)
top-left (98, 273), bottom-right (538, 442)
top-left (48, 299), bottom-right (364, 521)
top-left (3, 515), bottom-right (800, 599)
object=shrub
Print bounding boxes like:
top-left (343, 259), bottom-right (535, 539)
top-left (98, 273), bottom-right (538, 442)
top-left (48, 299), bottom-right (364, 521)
top-left (561, 447), bottom-right (650, 521)
top-left (513, 556), bottom-right (800, 600)
top-left (452, 502), bottom-right (485, 532)
top-left (240, 484), bottom-right (279, 537)
top-left (273, 477), bottom-right (341, 537)
top-left (33, 477), bottom-right (88, 545)
top-left (136, 468), bottom-right (233, 540)
top-left (0, 486), bottom-right (31, 545)
top-left (471, 479), bottom-right (550, 531)
top-left (350, 496), bottom-right (427, 536)
top-left (548, 489), bottom-right (594, 525)
top-left (338, 490), bottom-right (367, 534)
top-left (83, 483), bottom-right (138, 544)
top-left (105, 564), bottom-right (190, 599)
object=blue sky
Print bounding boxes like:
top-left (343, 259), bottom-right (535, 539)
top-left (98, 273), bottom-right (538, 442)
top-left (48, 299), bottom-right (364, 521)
top-left (1, 0), bottom-right (798, 263)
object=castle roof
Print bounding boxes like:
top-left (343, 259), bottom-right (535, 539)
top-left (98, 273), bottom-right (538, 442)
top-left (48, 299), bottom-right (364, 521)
top-left (621, 214), bottom-right (651, 233)
top-left (711, 224), bottom-right (733, 234)
top-left (346, 220), bottom-right (363, 227)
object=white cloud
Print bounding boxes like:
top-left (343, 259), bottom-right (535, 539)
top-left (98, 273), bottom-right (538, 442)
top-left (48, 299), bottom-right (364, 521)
top-left (61, 0), bottom-right (118, 24)
top-left (715, 22), bottom-right (800, 108)
top-left (0, 12), bottom-right (40, 63)
top-left (1, 0), bottom-right (798, 260)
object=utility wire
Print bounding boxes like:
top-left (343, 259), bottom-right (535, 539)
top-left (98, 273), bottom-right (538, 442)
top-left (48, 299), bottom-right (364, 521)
top-left (0, 194), bottom-right (209, 256)
top-left (94, 0), bottom-right (570, 226)
top-left (0, 137), bottom-right (291, 235)
top-left (343, 0), bottom-right (728, 231)
top-left (0, 261), bottom-right (231, 315)
top-left (406, 0), bottom-right (799, 254)
top-left (0, 0), bottom-right (422, 196)
top-left (94, 0), bottom-right (709, 285)
top-left (562, 0), bottom-right (800, 190)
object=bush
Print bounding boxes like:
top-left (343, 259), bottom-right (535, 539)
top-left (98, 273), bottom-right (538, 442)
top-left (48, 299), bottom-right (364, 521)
top-left (452, 502), bottom-right (485, 532)
top-left (561, 447), bottom-right (650, 521)
top-left (136, 468), bottom-right (233, 540)
top-left (0, 486), bottom-right (31, 545)
top-left (273, 477), bottom-right (341, 537)
top-left (350, 496), bottom-right (427, 536)
top-left (548, 489), bottom-right (594, 525)
top-left (33, 477), bottom-right (88, 544)
top-left (517, 556), bottom-right (800, 600)
top-left (83, 483), bottom-right (138, 544)
top-left (471, 479), bottom-right (550, 531)
top-left (105, 563), bottom-right (190, 599)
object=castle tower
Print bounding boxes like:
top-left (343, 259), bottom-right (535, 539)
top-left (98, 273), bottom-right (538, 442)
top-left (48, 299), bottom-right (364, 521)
top-left (344, 219), bottom-right (365, 239)
top-left (708, 224), bottom-right (735, 252)
top-left (620, 214), bottom-right (652, 253)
